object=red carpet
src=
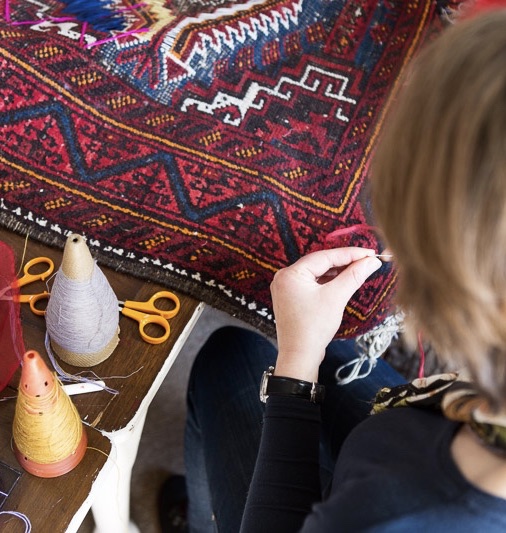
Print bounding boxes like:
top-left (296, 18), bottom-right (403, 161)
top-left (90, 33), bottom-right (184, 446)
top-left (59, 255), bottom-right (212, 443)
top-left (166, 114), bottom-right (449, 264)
top-left (0, 0), bottom-right (456, 337)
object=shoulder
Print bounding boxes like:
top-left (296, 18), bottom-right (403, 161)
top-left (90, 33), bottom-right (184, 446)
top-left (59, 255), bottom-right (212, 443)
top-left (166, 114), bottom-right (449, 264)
top-left (302, 408), bottom-right (506, 532)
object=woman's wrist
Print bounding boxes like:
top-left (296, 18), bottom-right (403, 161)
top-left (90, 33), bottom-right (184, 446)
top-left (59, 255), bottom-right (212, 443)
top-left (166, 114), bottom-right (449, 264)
top-left (274, 355), bottom-right (320, 383)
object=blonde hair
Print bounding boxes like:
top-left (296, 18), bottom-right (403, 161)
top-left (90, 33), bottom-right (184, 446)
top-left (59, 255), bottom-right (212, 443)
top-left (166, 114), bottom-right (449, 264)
top-left (372, 11), bottom-right (506, 406)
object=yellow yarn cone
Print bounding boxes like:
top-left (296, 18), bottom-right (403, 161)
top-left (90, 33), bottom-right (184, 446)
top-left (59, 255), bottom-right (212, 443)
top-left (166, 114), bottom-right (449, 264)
top-left (45, 234), bottom-right (120, 367)
top-left (13, 350), bottom-right (87, 478)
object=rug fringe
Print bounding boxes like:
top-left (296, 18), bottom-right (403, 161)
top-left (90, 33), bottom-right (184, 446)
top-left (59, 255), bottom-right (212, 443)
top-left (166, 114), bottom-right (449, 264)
top-left (335, 311), bottom-right (405, 385)
top-left (0, 212), bottom-right (277, 338)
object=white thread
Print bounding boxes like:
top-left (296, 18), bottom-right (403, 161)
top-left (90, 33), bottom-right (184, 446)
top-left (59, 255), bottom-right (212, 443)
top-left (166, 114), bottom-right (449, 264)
top-left (45, 262), bottom-right (119, 356)
top-left (335, 311), bottom-right (404, 385)
top-left (0, 511), bottom-right (32, 532)
top-left (44, 333), bottom-right (119, 395)
top-left (0, 395), bottom-right (18, 402)
top-left (73, 367), bottom-right (144, 380)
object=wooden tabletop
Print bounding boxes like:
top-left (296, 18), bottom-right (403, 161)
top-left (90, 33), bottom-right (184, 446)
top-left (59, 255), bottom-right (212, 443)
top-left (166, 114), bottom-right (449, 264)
top-left (0, 400), bottom-right (111, 532)
top-left (0, 227), bottom-right (201, 532)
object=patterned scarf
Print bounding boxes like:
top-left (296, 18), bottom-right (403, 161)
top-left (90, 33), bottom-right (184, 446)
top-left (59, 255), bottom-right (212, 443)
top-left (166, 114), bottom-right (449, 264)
top-left (372, 373), bottom-right (506, 450)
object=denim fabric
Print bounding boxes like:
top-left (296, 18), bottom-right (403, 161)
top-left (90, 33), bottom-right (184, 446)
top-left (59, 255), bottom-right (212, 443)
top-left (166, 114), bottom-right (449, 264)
top-left (184, 326), bottom-right (406, 532)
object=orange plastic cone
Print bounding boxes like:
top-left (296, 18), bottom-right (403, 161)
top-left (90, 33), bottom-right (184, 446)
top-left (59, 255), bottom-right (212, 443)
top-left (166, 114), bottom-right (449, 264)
top-left (18, 349), bottom-right (55, 397)
top-left (12, 350), bottom-right (87, 478)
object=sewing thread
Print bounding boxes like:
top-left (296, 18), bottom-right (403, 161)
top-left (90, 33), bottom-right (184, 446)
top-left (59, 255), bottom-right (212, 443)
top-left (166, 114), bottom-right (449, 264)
top-left (0, 511), bottom-right (31, 532)
top-left (45, 234), bottom-right (119, 367)
top-left (12, 350), bottom-right (87, 478)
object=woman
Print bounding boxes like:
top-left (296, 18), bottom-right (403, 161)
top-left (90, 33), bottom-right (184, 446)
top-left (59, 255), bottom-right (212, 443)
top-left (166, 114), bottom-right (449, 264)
top-left (161, 6), bottom-right (506, 532)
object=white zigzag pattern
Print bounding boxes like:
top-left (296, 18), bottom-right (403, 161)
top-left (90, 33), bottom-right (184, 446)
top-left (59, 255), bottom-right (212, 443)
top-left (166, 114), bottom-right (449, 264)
top-left (159, 0), bottom-right (303, 80)
top-left (202, 2), bottom-right (302, 54)
top-left (181, 64), bottom-right (358, 126)
top-left (1, 201), bottom-right (274, 321)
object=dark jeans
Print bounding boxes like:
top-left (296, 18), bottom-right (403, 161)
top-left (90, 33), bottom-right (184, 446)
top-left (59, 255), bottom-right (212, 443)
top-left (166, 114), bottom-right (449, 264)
top-left (184, 326), bottom-right (406, 533)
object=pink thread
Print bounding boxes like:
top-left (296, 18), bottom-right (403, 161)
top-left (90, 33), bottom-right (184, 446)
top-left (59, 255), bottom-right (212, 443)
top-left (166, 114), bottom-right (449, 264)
top-left (114, 2), bottom-right (147, 14)
top-left (12, 16), bottom-right (77, 26)
top-left (417, 331), bottom-right (425, 379)
top-left (85, 27), bottom-right (149, 48)
top-left (4, 0), bottom-right (10, 22)
top-left (11, 20), bottom-right (41, 25)
top-left (325, 223), bottom-right (382, 251)
top-left (326, 223), bottom-right (379, 240)
top-left (5, 2), bottom-right (146, 34)
top-left (49, 16), bottom-right (77, 22)
top-left (79, 21), bottom-right (88, 47)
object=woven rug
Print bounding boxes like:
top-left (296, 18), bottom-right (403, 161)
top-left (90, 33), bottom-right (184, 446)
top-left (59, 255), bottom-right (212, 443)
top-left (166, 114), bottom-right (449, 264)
top-left (0, 0), bottom-right (456, 338)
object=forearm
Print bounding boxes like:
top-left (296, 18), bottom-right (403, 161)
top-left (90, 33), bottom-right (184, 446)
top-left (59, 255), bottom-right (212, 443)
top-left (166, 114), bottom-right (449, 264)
top-left (240, 396), bottom-right (321, 533)
top-left (241, 248), bottom-right (381, 531)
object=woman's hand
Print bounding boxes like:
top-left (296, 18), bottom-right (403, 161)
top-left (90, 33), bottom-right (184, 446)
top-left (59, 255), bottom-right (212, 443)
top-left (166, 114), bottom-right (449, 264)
top-left (271, 248), bottom-right (382, 382)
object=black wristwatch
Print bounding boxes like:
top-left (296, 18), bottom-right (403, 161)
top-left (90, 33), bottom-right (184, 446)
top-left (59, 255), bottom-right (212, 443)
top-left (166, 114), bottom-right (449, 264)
top-left (259, 366), bottom-right (325, 404)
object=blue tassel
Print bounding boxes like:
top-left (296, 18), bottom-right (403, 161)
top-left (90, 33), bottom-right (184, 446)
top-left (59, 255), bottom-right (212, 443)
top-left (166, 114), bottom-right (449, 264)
top-left (58, 0), bottom-right (126, 32)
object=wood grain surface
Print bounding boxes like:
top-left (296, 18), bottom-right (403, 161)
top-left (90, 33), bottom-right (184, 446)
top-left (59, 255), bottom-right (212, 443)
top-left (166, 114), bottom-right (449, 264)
top-left (0, 228), bottom-right (200, 532)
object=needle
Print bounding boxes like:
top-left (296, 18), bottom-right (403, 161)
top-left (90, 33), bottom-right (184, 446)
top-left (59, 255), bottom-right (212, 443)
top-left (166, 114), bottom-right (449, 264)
top-left (63, 381), bottom-right (106, 396)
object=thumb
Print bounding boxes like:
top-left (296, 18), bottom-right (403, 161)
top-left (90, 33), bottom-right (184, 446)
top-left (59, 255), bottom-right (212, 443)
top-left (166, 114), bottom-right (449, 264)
top-left (331, 256), bottom-right (382, 305)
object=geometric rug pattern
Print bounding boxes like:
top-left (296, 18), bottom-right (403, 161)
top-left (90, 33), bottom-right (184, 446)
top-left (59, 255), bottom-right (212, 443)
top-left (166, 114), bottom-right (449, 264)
top-left (0, 0), bottom-right (458, 337)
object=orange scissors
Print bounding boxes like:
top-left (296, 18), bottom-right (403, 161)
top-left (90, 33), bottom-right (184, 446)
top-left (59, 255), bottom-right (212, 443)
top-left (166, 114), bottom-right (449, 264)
top-left (119, 291), bottom-right (181, 344)
top-left (13, 257), bottom-right (54, 316)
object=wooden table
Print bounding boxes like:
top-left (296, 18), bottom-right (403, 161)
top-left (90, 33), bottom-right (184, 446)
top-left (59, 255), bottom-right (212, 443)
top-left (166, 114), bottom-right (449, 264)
top-left (0, 228), bottom-right (203, 532)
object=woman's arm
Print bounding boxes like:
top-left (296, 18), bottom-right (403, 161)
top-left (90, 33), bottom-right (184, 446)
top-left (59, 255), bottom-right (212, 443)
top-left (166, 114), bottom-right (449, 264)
top-left (240, 249), bottom-right (382, 532)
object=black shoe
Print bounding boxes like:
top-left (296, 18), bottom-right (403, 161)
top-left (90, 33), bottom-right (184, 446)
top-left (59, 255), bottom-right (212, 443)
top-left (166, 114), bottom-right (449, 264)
top-left (158, 475), bottom-right (189, 533)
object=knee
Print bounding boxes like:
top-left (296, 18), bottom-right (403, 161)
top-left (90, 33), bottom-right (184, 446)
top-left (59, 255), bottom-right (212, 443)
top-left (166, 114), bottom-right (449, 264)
top-left (193, 326), bottom-right (259, 372)
top-left (202, 325), bottom-right (251, 354)
top-left (189, 326), bottom-right (275, 390)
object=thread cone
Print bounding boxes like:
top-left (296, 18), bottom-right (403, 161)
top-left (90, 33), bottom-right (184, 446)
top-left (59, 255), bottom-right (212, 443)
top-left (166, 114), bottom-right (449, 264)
top-left (19, 349), bottom-right (55, 397)
top-left (45, 234), bottom-right (120, 367)
top-left (61, 234), bottom-right (95, 281)
top-left (13, 350), bottom-right (87, 478)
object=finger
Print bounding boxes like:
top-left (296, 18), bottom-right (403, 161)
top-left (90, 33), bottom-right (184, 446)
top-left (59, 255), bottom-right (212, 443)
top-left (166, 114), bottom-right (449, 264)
top-left (327, 256), bottom-right (382, 304)
top-left (317, 267), bottom-right (340, 283)
top-left (317, 267), bottom-right (345, 284)
top-left (293, 248), bottom-right (376, 279)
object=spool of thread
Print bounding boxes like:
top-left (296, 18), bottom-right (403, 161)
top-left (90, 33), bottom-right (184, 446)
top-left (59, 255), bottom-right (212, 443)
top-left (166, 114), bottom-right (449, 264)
top-left (12, 350), bottom-right (87, 478)
top-left (45, 234), bottom-right (120, 367)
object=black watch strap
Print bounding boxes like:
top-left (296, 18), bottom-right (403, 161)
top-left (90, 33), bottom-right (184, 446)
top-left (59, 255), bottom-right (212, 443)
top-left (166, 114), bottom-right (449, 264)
top-left (260, 366), bottom-right (325, 404)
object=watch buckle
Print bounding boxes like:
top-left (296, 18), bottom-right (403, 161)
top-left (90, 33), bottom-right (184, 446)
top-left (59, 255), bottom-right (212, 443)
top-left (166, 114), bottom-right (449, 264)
top-left (310, 382), bottom-right (317, 403)
top-left (259, 366), bottom-right (274, 403)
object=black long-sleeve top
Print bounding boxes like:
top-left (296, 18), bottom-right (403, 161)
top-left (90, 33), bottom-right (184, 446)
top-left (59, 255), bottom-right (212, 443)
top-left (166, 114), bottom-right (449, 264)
top-left (241, 396), bottom-right (506, 532)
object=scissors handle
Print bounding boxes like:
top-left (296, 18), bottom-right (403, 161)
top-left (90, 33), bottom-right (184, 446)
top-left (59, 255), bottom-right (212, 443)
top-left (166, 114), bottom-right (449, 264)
top-left (16, 257), bottom-right (55, 288)
top-left (17, 292), bottom-right (50, 316)
top-left (123, 291), bottom-right (180, 319)
top-left (120, 307), bottom-right (170, 344)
